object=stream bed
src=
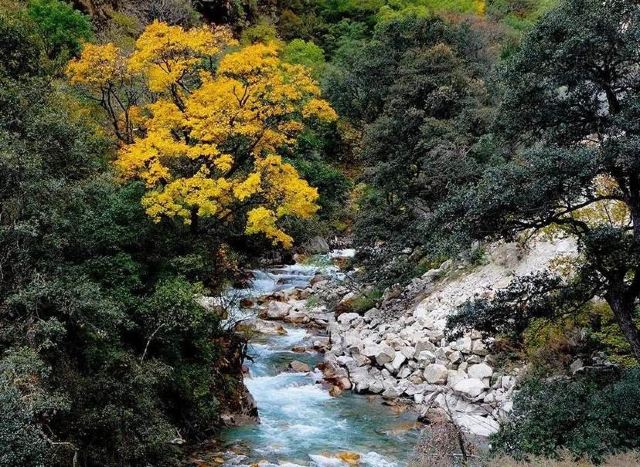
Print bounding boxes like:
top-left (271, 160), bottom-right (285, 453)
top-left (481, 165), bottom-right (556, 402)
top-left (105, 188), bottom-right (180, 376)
top-left (218, 253), bottom-right (420, 466)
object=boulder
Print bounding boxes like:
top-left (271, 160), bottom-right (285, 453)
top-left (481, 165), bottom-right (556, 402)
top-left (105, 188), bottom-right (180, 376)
top-left (302, 236), bottom-right (330, 254)
top-left (335, 292), bottom-right (357, 315)
top-left (453, 413), bottom-right (500, 437)
top-left (570, 358), bottom-right (584, 374)
top-left (456, 336), bottom-right (473, 354)
top-left (286, 310), bottom-right (311, 324)
top-left (375, 344), bottom-right (396, 365)
top-left (362, 343), bottom-right (380, 358)
top-left (468, 363), bottom-right (493, 380)
top-left (414, 339), bottom-right (436, 354)
top-left (262, 301), bottom-right (291, 320)
top-left (416, 350), bottom-right (436, 364)
top-left (382, 387), bottom-right (401, 399)
top-left (472, 339), bottom-right (489, 356)
top-left (391, 353), bottom-right (406, 371)
top-left (447, 369), bottom-right (468, 387)
top-left (313, 337), bottom-right (331, 351)
top-left (338, 312), bottom-right (361, 325)
top-left (289, 360), bottom-right (310, 373)
top-left (423, 364), bottom-right (448, 384)
top-left (448, 351), bottom-right (462, 364)
top-left (453, 378), bottom-right (486, 398)
top-left (400, 346), bottom-right (416, 359)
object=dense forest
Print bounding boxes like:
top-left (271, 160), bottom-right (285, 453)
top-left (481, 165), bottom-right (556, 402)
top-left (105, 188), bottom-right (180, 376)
top-left (2, 0), bottom-right (640, 465)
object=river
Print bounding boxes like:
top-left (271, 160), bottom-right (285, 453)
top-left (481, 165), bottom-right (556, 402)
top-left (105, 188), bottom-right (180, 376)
top-left (218, 252), bottom-right (420, 466)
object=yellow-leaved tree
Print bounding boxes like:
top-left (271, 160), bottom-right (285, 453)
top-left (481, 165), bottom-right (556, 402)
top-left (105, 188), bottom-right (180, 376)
top-left (67, 21), bottom-right (337, 247)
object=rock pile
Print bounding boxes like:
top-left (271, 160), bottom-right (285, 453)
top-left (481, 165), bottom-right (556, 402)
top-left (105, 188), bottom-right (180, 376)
top-left (323, 309), bottom-right (514, 436)
top-left (319, 238), bottom-right (576, 437)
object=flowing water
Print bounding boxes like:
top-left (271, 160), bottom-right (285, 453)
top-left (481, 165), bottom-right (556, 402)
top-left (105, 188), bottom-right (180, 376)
top-left (219, 252), bottom-right (420, 466)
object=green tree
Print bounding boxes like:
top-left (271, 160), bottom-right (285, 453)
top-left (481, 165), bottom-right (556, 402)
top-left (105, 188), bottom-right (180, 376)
top-left (442, 0), bottom-right (640, 360)
top-left (326, 15), bottom-right (494, 280)
top-left (0, 10), bottom-right (249, 466)
top-left (27, 0), bottom-right (93, 57)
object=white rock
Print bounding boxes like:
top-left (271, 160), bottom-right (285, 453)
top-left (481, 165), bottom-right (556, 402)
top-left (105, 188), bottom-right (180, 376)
top-left (468, 363), bottom-right (493, 380)
top-left (448, 350), bottom-right (462, 363)
top-left (308, 454), bottom-right (349, 466)
top-left (501, 375), bottom-right (515, 390)
top-left (416, 350), bottom-right (436, 364)
top-left (375, 344), bottom-right (396, 365)
top-left (570, 358), bottom-right (584, 374)
top-left (453, 413), bottom-right (500, 437)
top-left (264, 301), bottom-right (292, 319)
top-left (453, 378), bottom-right (486, 398)
top-left (456, 336), bottom-right (473, 353)
top-left (414, 338), bottom-right (436, 353)
top-left (336, 356), bottom-right (355, 367)
top-left (338, 312), bottom-right (361, 325)
top-left (391, 353), bottom-right (406, 371)
top-left (423, 364), bottom-right (448, 384)
top-left (400, 346), bottom-right (416, 359)
top-left (369, 379), bottom-right (384, 394)
top-left (447, 369), bottom-right (468, 387)
top-left (362, 343), bottom-right (379, 358)
top-left (472, 339), bottom-right (489, 356)
top-left (382, 387), bottom-right (401, 399)
top-left (466, 355), bottom-right (482, 364)
top-left (404, 383), bottom-right (425, 396)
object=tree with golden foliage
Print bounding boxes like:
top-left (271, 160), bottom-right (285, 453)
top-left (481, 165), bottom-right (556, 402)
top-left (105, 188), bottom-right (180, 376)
top-left (67, 21), bottom-right (337, 247)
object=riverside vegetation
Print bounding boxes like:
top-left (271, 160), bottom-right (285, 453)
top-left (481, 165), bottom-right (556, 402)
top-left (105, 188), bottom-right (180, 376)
top-left (2, 0), bottom-right (640, 466)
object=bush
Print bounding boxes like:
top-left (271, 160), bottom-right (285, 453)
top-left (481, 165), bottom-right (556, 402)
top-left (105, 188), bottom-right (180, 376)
top-left (27, 0), bottom-right (93, 57)
top-left (491, 369), bottom-right (640, 463)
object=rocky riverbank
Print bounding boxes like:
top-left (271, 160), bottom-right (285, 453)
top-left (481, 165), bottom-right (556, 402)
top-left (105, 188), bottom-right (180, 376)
top-left (205, 252), bottom-right (420, 466)
top-left (252, 238), bottom-right (576, 440)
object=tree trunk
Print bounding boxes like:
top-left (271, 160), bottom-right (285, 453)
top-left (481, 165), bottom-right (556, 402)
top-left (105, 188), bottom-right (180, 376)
top-left (190, 207), bottom-right (199, 234)
top-left (607, 293), bottom-right (640, 361)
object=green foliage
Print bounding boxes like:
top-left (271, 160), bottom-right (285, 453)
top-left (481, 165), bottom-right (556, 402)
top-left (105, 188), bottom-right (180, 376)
top-left (240, 20), bottom-right (278, 44)
top-left (282, 38), bottom-right (326, 76)
top-left (291, 158), bottom-right (351, 218)
top-left (432, 0), bottom-right (640, 361)
top-left (27, 0), bottom-right (93, 57)
top-left (378, 0), bottom-right (483, 21)
top-left (0, 9), bottom-right (45, 78)
top-left (0, 11), bottom-right (247, 465)
top-left (492, 369), bottom-right (640, 462)
top-left (0, 348), bottom-right (65, 466)
top-left (447, 272), bottom-right (569, 341)
top-left (350, 288), bottom-right (383, 313)
top-left (326, 14), bottom-right (495, 280)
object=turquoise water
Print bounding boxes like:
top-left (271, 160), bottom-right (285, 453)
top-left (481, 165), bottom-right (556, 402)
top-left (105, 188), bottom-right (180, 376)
top-left (219, 256), bottom-right (420, 466)
top-left (221, 329), bottom-right (419, 466)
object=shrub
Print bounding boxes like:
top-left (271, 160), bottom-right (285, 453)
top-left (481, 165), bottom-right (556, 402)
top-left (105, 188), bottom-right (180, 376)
top-left (27, 0), bottom-right (93, 57)
top-left (491, 369), bottom-right (640, 463)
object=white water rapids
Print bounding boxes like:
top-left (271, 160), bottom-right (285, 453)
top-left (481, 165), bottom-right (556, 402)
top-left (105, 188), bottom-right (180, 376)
top-left (218, 251), bottom-right (419, 466)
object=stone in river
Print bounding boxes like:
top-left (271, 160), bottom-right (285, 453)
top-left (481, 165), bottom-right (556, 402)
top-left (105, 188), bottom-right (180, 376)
top-left (337, 452), bottom-right (361, 465)
top-left (262, 301), bottom-right (291, 319)
top-left (289, 360), bottom-right (310, 372)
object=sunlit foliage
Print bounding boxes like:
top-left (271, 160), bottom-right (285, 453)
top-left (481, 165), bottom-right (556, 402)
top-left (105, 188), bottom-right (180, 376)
top-left (67, 21), bottom-right (337, 247)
